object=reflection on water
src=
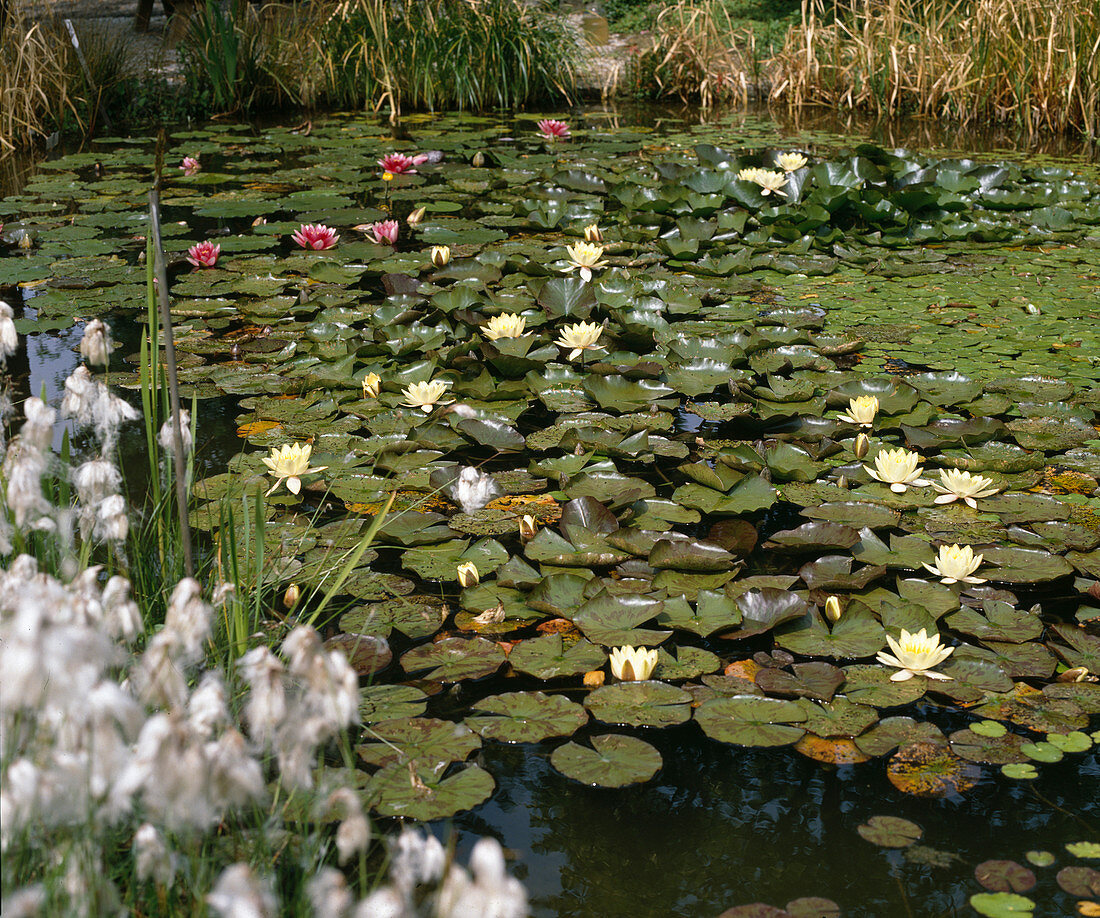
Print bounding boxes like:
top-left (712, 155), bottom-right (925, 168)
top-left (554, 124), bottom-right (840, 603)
top-left (446, 727), bottom-right (1097, 917)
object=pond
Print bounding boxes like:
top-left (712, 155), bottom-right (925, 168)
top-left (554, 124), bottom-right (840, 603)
top-left (1, 103), bottom-right (1098, 918)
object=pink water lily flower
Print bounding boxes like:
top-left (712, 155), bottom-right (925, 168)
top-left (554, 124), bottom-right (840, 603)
top-left (186, 241), bottom-right (221, 268)
top-left (180, 156), bottom-right (200, 176)
top-left (378, 152), bottom-right (429, 175)
top-left (537, 119), bottom-right (570, 140)
top-left (292, 223), bottom-right (340, 250)
top-left (367, 219), bottom-right (399, 245)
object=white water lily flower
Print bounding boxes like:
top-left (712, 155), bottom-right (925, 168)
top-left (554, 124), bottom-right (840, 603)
top-left (865, 447), bottom-right (930, 493)
top-left (456, 562), bottom-right (479, 588)
top-left (838, 395), bottom-right (879, 427)
top-left (737, 167), bottom-right (788, 196)
top-left (932, 468), bottom-right (1000, 508)
top-left (564, 241), bottom-right (608, 282)
top-left (609, 646), bottom-right (659, 682)
top-left (776, 152), bottom-right (808, 172)
top-left (483, 313), bottom-right (527, 340)
top-left (923, 543), bottom-right (986, 585)
top-left (261, 443), bottom-right (327, 496)
top-left (361, 372), bottom-right (381, 398)
top-left (555, 321), bottom-right (604, 360)
top-left (876, 628), bottom-right (954, 681)
top-left (401, 379), bottom-right (453, 413)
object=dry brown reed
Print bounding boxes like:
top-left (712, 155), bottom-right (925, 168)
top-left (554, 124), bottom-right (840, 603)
top-left (770, 0), bottom-right (1100, 136)
top-left (635, 0), bottom-right (759, 107)
top-left (0, 1), bottom-right (78, 153)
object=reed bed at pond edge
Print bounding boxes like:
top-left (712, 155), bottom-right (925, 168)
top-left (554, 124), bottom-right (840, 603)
top-left (770, 0), bottom-right (1100, 136)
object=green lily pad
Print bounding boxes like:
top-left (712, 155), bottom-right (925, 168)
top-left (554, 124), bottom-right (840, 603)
top-left (508, 634), bottom-right (608, 679)
top-left (466, 692), bottom-right (588, 743)
top-left (359, 684), bottom-right (428, 724)
top-left (695, 695), bottom-right (808, 747)
top-left (399, 636), bottom-right (506, 682)
top-left (584, 681), bottom-right (693, 728)
top-left (371, 761), bottom-right (495, 820)
top-left (357, 717), bottom-right (482, 767)
top-left (550, 734), bottom-right (662, 788)
top-left (857, 815), bottom-right (923, 848)
top-left (968, 892), bottom-right (1034, 917)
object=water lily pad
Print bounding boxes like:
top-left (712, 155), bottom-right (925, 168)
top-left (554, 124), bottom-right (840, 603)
top-left (975, 861), bottom-right (1037, 893)
top-left (775, 602), bottom-right (886, 659)
top-left (855, 717), bottom-right (945, 757)
top-left (949, 728), bottom-right (1029, 765)
top-left (695, 695), bottom-right (808, 747)
top-left (371, 761), bottom-right (495, 820)
top-left (466, 692), bottom-right (588, 743)
top-left (508, 634), bottom-right (608, 679)
top-left (584, 681), bottom-right (693, 727)
top-left (357, 717), bottom-right (481, 767)
top-left (399, 636), bottom-right (506, 683)
top-left (754, 661), bottom-right (845, 702)
top-left (793, 734), bottom-right (872, 765)
top-left (857, 815), bottom-right (923, 848)
top-left (1057, 865), bottom-right (1100, 895)
top-left (550, 734), bottom-right (662, 788)
top-left (359, 684), bottom-right (428, 723)
top-left (571, 590), bottom-right (671, 646)
top-left (1067, 842), bottom-right (1100, 859)
top-left (968, 892), bottom-right (1035, 917)
top-left (886, 740), bottom-right (982, 797)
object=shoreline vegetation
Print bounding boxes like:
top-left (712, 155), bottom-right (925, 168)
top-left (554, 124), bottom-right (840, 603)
top-left (2, 0), bottom-right (1099, 153)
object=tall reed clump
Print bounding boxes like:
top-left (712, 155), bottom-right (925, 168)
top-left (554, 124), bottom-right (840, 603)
top-left (770, 0), bottom-right (1100, 136)
top-left (630, 0), bottom-right (759, 107)
top-left (314, 0), bottom-right (580, 116)
top-left (0, 296), bottom-right (528, 913)
top-left (0, 1), bottom-right (75, 153)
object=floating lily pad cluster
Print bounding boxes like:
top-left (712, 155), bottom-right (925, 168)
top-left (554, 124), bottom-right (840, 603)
top-left (858, 811), bottom-right (1100, 917)
top-left (2, 114), bottom-right (1099, 821)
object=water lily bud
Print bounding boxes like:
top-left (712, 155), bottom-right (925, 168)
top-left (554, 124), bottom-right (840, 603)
top-left (1025, 302), bottom-right (1041, 315)
top-left (584, 224), bottom-right (602, 243)
top-left (471, 151), bottom-right (485, 167)
top-left (824, 595), bottom-right (843, 623)
top-left (518, 514), bottom-right (538, 542)
top-left (1056, 666), bottom-right (1092, 683)
top-left (283, 583), bottom-right (301, 609)
top-left (361, 372), bottom-right (381, 398)
top-left (853, 432), bottom-right (870, 459)
top-left (836, 475), bottom-right (848, 489)
top-left (431, 245), bottom-right (451, 267)
top-left (583, 670), bottom-right (605, 688)
top-left (457, 561), bottom-right (479, 588)
top-left (406, 206), bottom-right (426, 226)
top-left (251, 216), bottom-right (266, 227)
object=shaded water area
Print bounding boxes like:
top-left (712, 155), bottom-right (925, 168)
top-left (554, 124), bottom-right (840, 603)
top-left (2, 103), bottom-right (1099, 917)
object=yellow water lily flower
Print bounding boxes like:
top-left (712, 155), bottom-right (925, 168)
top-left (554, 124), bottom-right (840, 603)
top-left (361, 372), bottom-right (381, 398)
top-left (776, 152), bottom-right (808, 172)
top-left (261, 443), bottom-right (327, 496)
top-left (401, 379), bottom-right (453, 413)
top-left (584, 224), bottom-right (602, 242)
top-left (932, 469), bottom-right (999, 508)
top-left (877, 628), bottom-right (954, 681)
top-left (483, 313), bottom-right (527, 340)
top-left (737, 167), bottom-right (788, 196)
top-left (865, 447), bottom-right (929, 493)
top-left (430, 245), bottom-right (451, 266)
top-left (555, 321), bottom-right (604, 360)
top-left (564, 242), bottom-right (608, 282)
top-left (518, 514), bottom-right (538, 541)
top-left (609, 646), bottom-right (659, 682)
top-left (922, 543), bottom-right (986, 585)
top-left (456, 561), bottom-right (479, 588)
top-left (838, 395), bottom-right (879, 427)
